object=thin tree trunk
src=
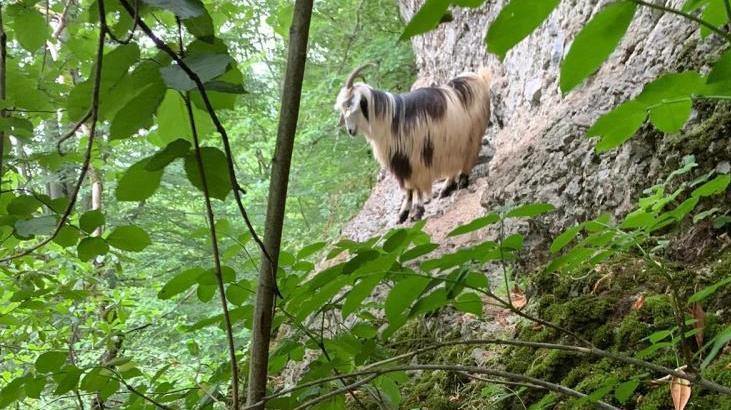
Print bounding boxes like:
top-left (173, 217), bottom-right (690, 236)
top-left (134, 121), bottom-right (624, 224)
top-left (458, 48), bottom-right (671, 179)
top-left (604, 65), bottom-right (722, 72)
top-left (246, 0), bottom-right (314, 406)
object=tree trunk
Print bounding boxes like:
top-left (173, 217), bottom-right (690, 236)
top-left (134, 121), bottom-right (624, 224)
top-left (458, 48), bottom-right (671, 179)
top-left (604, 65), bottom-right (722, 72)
top-left (245, 0), bottom-right (314, 407)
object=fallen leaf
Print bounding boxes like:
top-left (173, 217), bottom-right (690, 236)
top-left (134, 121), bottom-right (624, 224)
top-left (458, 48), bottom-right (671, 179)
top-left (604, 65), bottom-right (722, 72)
top-left (690, 303), bottom-right (705, 348)
top-left (631, 294), bottom-right (646, 311)
top-left (670, 376), bottom-right (691, 410)
top-left (511, 286), bottom-right (527, 309)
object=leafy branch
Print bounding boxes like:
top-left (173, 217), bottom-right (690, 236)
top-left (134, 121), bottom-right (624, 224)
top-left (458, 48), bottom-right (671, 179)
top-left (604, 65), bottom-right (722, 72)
top-left (630, 0), bottom-right (731, 44)
top-left (0, 0), bottom-right (106, 263)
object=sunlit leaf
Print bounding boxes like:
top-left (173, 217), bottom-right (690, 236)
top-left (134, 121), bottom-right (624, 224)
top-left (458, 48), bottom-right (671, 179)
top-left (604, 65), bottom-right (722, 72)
top-left (106, 225), bottom-right (151, 252)
top-left (80, 210), bottom-right (105, 234)
top-left (35, 351), bottom-right (68, 373)
top-left (560, 1), bottom-right (636, 92)
top-left (400, 0), bottom-right (450, 40)
top-left (485, 0), bottom-right (560, 60)
top-left (77, 237), bottom-right (109, 261)
top-left (116, 158), bottom-right (164, 202)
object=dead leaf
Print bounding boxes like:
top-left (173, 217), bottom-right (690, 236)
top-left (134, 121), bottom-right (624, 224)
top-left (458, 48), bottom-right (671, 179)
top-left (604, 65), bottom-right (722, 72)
top-left (690, 303), bottom-right (705, 348)
top-left (631, 294), bottom-right (646, 311)
top-left (670, 376), bottom-right (691, 410)
top-left (510, 286), bottom-right (527, 309)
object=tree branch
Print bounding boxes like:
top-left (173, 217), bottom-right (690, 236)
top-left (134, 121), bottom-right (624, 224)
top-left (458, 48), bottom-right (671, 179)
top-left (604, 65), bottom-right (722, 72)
top-left (631, 0), bottom-right (731, 43)
top-left (0, 0), bottom-right (105, 263)
top-left (116, 0), bottom-right (276, 296)
top-left (253, 364), bottom-right (620, 410)
top-left (179, 18), bottom-right (240, 406)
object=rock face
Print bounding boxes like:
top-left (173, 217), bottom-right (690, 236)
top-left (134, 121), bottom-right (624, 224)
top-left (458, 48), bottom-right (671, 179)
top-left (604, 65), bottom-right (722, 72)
top-left (395, 0), bottom-right (728, 239)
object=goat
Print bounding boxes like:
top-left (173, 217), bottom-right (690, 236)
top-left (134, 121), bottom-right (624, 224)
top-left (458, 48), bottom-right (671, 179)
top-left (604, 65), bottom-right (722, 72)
top-left (335, 63), bottom-right (491, 223)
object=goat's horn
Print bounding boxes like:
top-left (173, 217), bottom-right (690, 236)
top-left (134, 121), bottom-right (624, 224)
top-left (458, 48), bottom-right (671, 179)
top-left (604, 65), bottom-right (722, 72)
top-left (345, 62), bottom-right (376, 89)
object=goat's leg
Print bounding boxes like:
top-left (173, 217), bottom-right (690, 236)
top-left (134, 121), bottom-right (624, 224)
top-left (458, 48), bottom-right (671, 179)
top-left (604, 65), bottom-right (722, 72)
top-left (438, 176), bottom-right (458, 198)
top-left (457, 173), bottom-right (469, 189)
top-left (411, 190), bottom-right (426, 221)
top-left (397, 189), bottom-right (413, 224)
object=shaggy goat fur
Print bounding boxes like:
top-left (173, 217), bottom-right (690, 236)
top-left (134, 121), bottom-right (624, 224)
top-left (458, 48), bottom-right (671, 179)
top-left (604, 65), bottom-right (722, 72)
top-left (335, 65), bottom-right (491, 222)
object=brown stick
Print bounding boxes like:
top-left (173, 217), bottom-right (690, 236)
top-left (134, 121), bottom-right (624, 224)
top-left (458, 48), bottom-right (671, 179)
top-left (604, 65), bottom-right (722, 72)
top-left (245, 0), bottom-right (314, 407)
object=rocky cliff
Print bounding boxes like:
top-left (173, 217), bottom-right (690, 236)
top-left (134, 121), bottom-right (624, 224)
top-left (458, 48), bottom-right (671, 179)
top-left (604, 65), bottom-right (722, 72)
top-left (344, 0), bottom-right (729, 249)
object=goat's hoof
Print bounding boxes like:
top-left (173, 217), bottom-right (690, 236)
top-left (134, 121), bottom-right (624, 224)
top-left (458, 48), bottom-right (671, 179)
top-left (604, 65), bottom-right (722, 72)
top-left (457, 174), bottom-right (469, 189)
top-left (439, 184), bottom-right (456, 199)
top-left (397, 210), bottom-right (410, 224)
top-left (410, 205), bottom-right (425, 221)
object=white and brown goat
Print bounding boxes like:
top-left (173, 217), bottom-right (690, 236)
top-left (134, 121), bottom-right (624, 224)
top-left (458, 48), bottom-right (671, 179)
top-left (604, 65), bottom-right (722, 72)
top-left (335, 63), bottom-right (491, 223)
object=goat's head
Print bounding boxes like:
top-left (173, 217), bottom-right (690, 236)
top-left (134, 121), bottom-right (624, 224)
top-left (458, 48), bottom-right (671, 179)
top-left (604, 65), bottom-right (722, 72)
top-left (335, 63), bottom-right (375, 136)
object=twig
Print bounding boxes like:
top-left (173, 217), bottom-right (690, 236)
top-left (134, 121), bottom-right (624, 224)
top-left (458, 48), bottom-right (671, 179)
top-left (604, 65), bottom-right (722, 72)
top-left (631, 0), bottom-right (731, 43)
top-left (180, 20), bottom-right (240, 406)
top-left (117, 0), bottom-right (276, 294)
top-left (0, 0), bottom-right (105, 263)
top-left (107, 368), bottom-right (173, 410)
top-left (256, 364), bottom-right (620, 410)
top-left (107, 0), bottom-right (138, 44)
top-left (56, 109), bottom-right (92, 154)
top-left (724, 0), bottom-right (731, 22)
top-left (457, 371), bottom-right (545, 391)
top-left (293, 374), bottom-right (378, 410)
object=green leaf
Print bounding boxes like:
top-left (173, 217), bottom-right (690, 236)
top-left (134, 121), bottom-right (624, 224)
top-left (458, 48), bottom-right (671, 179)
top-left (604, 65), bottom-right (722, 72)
top-left (620, 209), bottom-right (655, 229)
top-left (15, 216), bottom-right (56, 237)
top-left (383, 229), bottom-right (409, 252)
top-left (158, 268), bottom-right (205, 299)
top-left (53, 365), bottom-right (82, 395)
top-left (708, 49), bottom-right (731, 83)
top-left (342, 273), bottom-right (384, 318)
top-left (485, 0), bottom-right (560, 60)
top-left (688, 276), bottom-right (731, 303)
top-left (153, 91), bottom-right (215, 146)
top-left (385, 275), bottom-right (430, 323)
top-left (141, 0), bottom-right (206, 18)
top-left (589, 100), bottom-right (647, 152)
top-left (614, 379), bottom-right (639, 403)
top-left (505, 203), bottom-right (555, 218)
top-left (226, 282), bottom-right (251, 305)
top-left (54, 225), bottom-right (80, 248)
top-left (35, 351), bottom-right (68, 373)
top-left (106, 225), bottom-right (151, 252)
top-left (550, 225), bottom-right (581, 253)
top-left (411, 288), bottom-right (448, 316)
top-left (560, 1), bottom-right (636, 92)
top-left (23, 375), bottom-right (46, 399)
top-left (400, 0), bottom-right (450, 40)
top-left (116, 158), bottom-right (164, 202)
top-left (109, 82), bottom-right (166, 140)
top-left (197, 284), bottom-right (216, 302)
top-left (184, 147), bottom-right (233, 200)
top-left (649, 98), bottom-right (692, 133)
top-left (701, 325), bottom-right (731, 368)
top-left (80, 210), bottom-right (105, 234)
top-left (184, 10), bottom-right (215, 40)
top-left (400, 243), bottom-right (439, 262)
top-left (700, 0), bottom-right (728, 38)
top-left (161, 54), bottom-right (233, 91)
top-left (145, 139), bottom-right (192, 171)
top-left (7, 195), bottom-right (42, 216)
top-left (297, 241), bottom-right (327, 259)
top-left (454, 292), bottom-right (482, 315)
top-left (12, 6), bottom-right (50, 51)
top-left (636, 72), bottom-right (705, 105)
top-left (692, 174), bottom-right (730, 198)
top-left (351, 322), bottom-right (378, 339)
top-left (682, 0), bottom-right (710, 12)
top-left (448, 213), bottom-right (499, 236)
top-left (77, 237), bottom-right (110, 261)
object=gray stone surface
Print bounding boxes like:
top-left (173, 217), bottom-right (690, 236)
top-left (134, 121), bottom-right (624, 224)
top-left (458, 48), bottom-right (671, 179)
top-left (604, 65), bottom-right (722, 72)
top-left (398, 0), bottom-right (726, 240)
